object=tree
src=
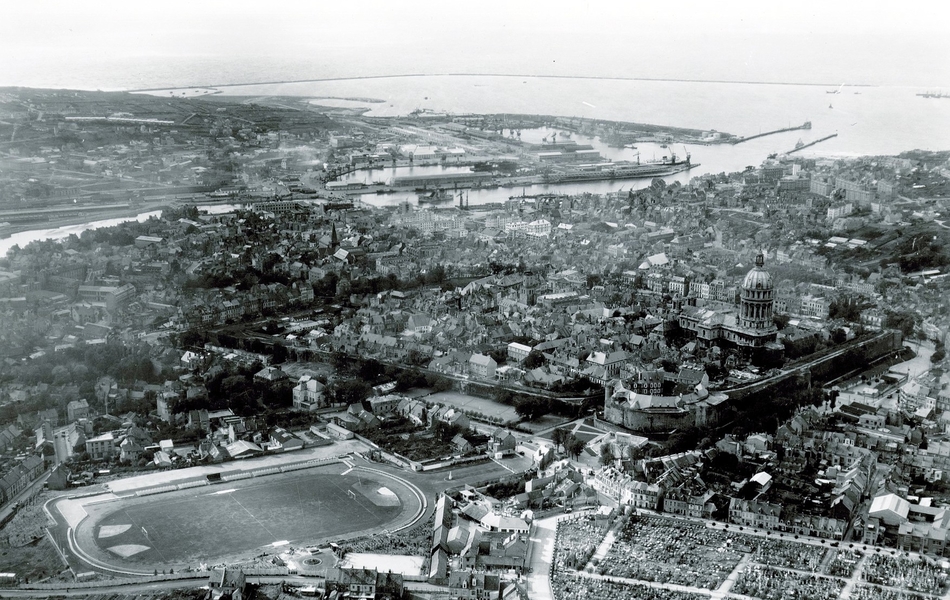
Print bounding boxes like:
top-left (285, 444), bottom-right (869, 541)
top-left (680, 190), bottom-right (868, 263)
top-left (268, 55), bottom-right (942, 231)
top-left (523, 351), bottom-right (545, 370)
top-left (495, 389), bottom-right (515, 405)
top-left (831, 328), bottom-right (848, 345)
top-left (829, 298), bottom-right (862, 322)
top-left (515, 396), bottom-right (548, 421)
top-left (600, 443), bottom-right (615, 466)
top-left (627, 444), bottom-right (645, 462)
top-left (330, 350), bottom-right (350, 371)
top-left (565, 434), bottom-right (586, 460)
top-left (488, 349), bottom-right (507, 366)
top-left (551, 427), bottom-right (566, 453)
top-left (358, 359), bottom-right (385, 383)
top-left (328, 379), bottom-right (371, 407)
top-left (773, 314), bottom-right (790, 330)
top-left (427, 375), bottom-right (452, 392)
top-left (271, 343), bottom-right (288, 364)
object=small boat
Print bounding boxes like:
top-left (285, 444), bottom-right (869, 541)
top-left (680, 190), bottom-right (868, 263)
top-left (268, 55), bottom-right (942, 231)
top-left (829, 104), bottom-right (834, 109)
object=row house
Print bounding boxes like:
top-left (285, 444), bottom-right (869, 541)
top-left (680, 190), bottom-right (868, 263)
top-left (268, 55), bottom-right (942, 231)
top-left (896, 506), bottom-right (950, 557)
top-left (663, 488), bottom-right (716, 519)
top-left (729, 497), bottom-right (782, 530)
top-left (430, 405), bottom-right (471, 431)
top-left (691, 279), bottom-right (739, 304)
top-left (325, 567), bottom-right (405, 599)
top-left (366, 394), bottom-right (402, 415)
top-left (668, 275), bottom-right (690, 296)
top-left (620, 480), bottom-right (663, 511)
top-left (589, 466), bottom-right (656, 509)
top-left (0, 455), bottom-right (44, 505)
top-left (799, 294), bottom-right (830, 319)
top-left (783, 514), bottom-right (847, 540)
top-left (0, 425), bottom-right (22, 452)
top-left (446, 572), bottom-right (502, 600)
top-left (397, 398), bottom-right (428, 426)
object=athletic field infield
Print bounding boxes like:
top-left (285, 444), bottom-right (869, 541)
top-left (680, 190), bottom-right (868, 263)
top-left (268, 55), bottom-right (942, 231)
top-left (85, 468), bottom-right (418, 565)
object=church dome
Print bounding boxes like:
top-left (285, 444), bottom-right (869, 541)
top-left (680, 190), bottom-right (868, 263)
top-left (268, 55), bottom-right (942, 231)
top-left (742, 252), bottom-right (773, 290)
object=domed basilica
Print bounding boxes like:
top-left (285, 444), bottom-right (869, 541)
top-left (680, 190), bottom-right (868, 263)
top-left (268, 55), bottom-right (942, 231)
top-left (678, 251), bottom-right (778, 348)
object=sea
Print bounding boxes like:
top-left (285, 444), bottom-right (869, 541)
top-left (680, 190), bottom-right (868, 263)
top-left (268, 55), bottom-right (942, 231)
top-left (3, 72), bottom-right (950, 256)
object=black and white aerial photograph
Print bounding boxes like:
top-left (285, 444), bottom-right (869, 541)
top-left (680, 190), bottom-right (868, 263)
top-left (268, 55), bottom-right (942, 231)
top-left (0, 1), bottom-right (949, 598)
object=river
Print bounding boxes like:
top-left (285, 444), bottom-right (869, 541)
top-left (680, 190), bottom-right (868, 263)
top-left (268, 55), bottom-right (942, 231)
top-left (0, 204), bottom-right (239, 258)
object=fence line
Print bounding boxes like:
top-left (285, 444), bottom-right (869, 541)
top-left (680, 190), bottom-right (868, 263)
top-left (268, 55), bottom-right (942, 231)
top-left (20, 570), bottom-right (211, 590)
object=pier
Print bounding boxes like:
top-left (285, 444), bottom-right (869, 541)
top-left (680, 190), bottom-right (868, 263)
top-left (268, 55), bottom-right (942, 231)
top-left (785, 133), bottom-right (838, 154)
top-left (730, 121), bottom-right (812, 144)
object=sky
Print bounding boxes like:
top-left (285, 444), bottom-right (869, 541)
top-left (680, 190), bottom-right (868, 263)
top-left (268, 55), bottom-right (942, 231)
top-left (0, 0), bottom-right (948, 89)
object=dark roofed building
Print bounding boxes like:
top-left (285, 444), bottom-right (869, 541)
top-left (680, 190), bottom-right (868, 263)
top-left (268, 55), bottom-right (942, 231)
top-left (208, 568), bottom-right (246, 600)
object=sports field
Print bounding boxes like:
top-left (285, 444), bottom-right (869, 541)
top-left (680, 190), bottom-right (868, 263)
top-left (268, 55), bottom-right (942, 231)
top-left (426, 390), bottom-right (520, 423)
top-left (89, 470), bottom-right (413, 564)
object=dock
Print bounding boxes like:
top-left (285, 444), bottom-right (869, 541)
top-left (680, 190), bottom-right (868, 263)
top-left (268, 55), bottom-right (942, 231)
top-left (730, 121), bottom-right (812, 144)
top-left (785, 133), bottom-right (838, 155)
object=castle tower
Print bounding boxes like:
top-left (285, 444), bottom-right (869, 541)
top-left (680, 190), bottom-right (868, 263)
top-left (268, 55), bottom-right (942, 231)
top-left (739, 251), bottom-right (776, 333)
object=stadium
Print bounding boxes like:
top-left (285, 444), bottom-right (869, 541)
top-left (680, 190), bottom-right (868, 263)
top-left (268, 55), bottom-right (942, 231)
top-left (62, 462), bottom-right (424, 572)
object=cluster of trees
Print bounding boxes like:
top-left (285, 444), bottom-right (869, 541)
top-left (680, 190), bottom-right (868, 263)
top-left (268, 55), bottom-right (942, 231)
top-left (897, 236), bottom-right (949, 273)
top-left (550, 427), bottom-right (587, 460)
top-left (0, 341), bottom-right (173, 426)
top-left (933, 339), bottom-right (946, 364)
top-left (828, 297), bottom-right (865, 322)
top-left (725, 382), bottom-right (827, 439)
top-left (504, 391), bottom-right (591, 422)
top-left (884, 310), bottom-right (918, 338)
top-left (214, 333), bottom-right (288, 363)
top-left (326, 351), bottom-right (451, 408)
top-left (313, 265), bottom-right (451, 302)
top-left (484, 477), bottom-right (526, 500)
top-left (175, 362), bottom-right (295, 416)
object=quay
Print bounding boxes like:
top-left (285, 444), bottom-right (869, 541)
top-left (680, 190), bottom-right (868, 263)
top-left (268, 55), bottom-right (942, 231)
top-left (785, 133), bottom-right (838, 154)
top-left (730, 121), bottom-right (812, 144)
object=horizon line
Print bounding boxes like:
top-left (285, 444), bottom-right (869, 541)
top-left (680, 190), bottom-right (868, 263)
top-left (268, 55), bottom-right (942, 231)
top-left (123, 72), bottom-right (885, 93)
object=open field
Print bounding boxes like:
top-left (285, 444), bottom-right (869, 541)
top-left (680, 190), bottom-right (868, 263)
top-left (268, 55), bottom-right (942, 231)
top-left (425, 391), bottom-right (520, 423)
top-left (538, 420), bottom-right (607, 444)
top-left (0, 535), bottom-right (68, 583)
top-left (74, 467), bottom-right (419, 567)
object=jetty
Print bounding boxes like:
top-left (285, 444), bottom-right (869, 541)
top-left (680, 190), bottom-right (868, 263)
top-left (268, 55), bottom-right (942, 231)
top-left (785, 133), bottom-right (838, 155)
top-left (730, 121), bottom-right (812, 144)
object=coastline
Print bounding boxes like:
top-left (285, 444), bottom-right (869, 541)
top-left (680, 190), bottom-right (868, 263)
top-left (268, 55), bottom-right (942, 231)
top-left (125, 72), bottom-right (879, 94)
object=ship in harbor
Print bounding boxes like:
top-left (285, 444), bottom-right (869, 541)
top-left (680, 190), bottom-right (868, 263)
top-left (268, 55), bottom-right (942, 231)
top-left (917, 91), bottom-right (950, 99)
top-left (544, 149), bottom-right (697, 184)
top-left (416, 188), bottom-right (454, 204)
